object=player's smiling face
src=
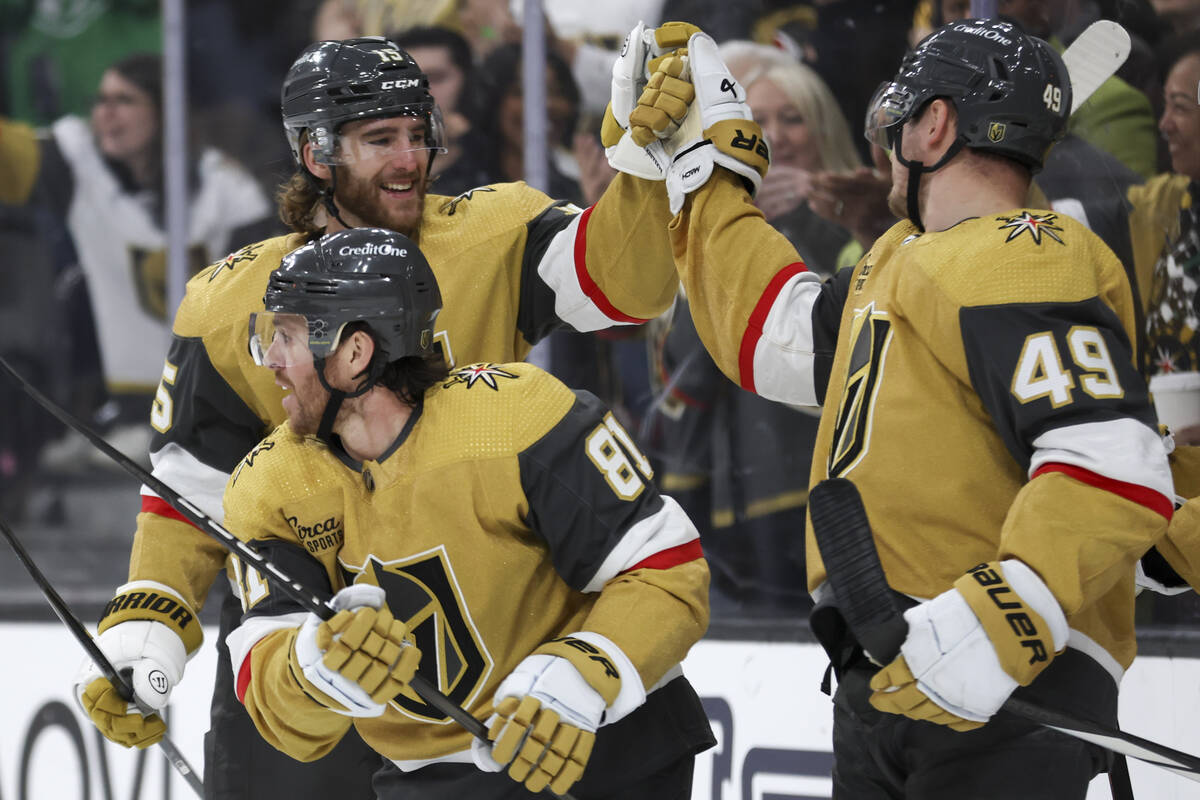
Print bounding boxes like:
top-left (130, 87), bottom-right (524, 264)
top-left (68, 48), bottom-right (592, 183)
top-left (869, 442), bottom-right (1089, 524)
top-left (332, 115), bottom-right (431, 236)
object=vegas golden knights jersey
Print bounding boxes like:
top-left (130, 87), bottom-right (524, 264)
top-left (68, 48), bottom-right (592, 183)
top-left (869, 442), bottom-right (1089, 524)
top-left (126, 175), bottom-right (679, 647)
top-left (674, 172), bottom-right (1173, 674)
top-left (221, 362), bottom-right (708, 765)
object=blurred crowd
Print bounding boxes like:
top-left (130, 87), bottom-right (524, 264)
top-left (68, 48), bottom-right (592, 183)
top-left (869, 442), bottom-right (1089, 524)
top-left (3, 0), bottom-right (1200, 626)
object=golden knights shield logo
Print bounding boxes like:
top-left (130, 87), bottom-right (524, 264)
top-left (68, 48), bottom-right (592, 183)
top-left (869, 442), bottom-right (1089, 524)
top-left (988, 122), bottom-right (1007, 142)
top-left (346, 547), bottom-right (493, 722)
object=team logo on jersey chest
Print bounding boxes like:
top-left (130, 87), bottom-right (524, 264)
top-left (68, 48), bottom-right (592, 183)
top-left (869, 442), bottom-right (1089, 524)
top-left (444, 363), bottom-right (519, 390)
top-left (997, 211), bottom-right (1065, 245)
top-left (343, 548), bottom-right (493, 723)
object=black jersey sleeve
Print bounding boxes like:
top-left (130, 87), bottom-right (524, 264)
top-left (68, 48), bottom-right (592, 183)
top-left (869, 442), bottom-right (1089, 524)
top-left (518, 390), bottom-right (690, 591)
top-left (960, 297), bottom-right (1156, 469)
top-left (515, 201), bottom-right (577, 346)
top-left (151, 333), bottom-right (271, 473)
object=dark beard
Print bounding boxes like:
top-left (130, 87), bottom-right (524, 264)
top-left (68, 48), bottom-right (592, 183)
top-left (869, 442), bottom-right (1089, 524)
top-left (333, 168), bottom-right (426, 237)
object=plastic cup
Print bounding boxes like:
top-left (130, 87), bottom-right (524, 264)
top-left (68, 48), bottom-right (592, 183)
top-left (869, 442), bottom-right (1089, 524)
top-left (1149, 371), bottom-right (1200, 431)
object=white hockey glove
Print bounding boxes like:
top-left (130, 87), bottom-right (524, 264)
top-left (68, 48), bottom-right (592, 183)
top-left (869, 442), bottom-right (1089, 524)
top-left (634, 32), bottom-right (771, 215)
top-left (290, 583), bottom-right (420, 718)
top-left (869, 560), bottom-right (1068, 731)
top-left (471, 632), bottom-right (642, 796)
top-left (74, 581), bottom-right (201, 748)
top-left (601, 20), bottom-right (700, 180)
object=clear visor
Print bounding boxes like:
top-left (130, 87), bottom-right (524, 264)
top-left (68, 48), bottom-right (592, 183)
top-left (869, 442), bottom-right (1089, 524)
top-left (319, 107), bottom-right (449, 166)
top-left (864, 80), bottom-right (917, 149)
top-left (249, 312), bottom-right (346, 368)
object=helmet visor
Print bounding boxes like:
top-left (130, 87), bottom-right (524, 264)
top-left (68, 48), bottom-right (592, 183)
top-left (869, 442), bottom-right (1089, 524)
top-left (249, 312), bottom-right (347, 368)
top-left (864, 80), bottom-right (918, 149)
top-left (321, 106), bottom-right (449, 166)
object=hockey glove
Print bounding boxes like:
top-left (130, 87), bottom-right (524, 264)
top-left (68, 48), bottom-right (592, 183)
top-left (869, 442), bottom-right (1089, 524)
top-left (601, 20), bottom-right (700, 179)
top-left (290, 583), bottom-right (420, 718)
top-left (74, 581), bottom-right (201, 748)
top-left (471, 633), bottom-right (630, 796)
top-left (637, 32), bottom-right (770, 214)
top-left (869, 560), bottom-right (1068, 731)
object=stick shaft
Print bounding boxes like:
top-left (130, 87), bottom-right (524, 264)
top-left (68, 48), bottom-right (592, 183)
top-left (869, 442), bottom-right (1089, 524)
top-left (0, 516), bottom-right (205, 797)
top-left (808, 477), bottom-right (1200, 781)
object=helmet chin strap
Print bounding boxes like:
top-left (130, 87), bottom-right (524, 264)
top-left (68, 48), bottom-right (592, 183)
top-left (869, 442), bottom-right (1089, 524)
top-left (890, 127), bottom-right (964, 232)
top-left (321, 168), bottom-right (355, 231)
top-left (313, 356), bottom-right (380, 444)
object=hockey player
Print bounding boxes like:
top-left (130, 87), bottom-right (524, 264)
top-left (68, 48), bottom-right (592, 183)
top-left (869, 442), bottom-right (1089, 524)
top-left (222, 227), bottom-right (711, 798)
top-left (635, 19), bottom-right (1174, 796)
top-left (72, 29), bottom-right (701, 799)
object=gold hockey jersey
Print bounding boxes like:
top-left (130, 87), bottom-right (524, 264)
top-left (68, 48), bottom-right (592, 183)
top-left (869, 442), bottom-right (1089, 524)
top-left (673, 172), bottom-right (1173, 672)
top-left (128, 175), bottom-right (679, 640)
top-left (221, 362), bottom-right (708, 764)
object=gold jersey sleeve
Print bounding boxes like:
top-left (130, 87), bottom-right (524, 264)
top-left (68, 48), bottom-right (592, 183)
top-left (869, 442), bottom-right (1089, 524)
top-left (223, 362), bottom-right (708, 763)
top-left (0, 118), bottom-right (40, 205)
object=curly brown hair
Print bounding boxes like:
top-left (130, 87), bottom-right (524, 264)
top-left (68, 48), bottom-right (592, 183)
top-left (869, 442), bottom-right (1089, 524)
top-left (275, 170), bottom-right (324, 235)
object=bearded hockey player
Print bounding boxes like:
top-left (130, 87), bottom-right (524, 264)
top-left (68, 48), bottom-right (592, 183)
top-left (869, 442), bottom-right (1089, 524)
top-left (635, 19), bottom-right (1174, 797)
top-left (73, 28), bottom-right (699, 800)
top-left (223, 228), bottom-right (712, 798)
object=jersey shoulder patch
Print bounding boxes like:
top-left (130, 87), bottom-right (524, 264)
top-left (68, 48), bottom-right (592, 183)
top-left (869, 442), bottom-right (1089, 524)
top-left (909, 210), bottom-right (1119, 308)
top-left (422, 361), bottom-right (576, 456)
top-left (175, 233), bottom-right (308, 337)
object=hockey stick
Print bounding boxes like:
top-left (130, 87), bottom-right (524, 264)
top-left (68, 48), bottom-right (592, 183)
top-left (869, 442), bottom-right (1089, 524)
top-left (1062, 20), bottom-right (1131, 115)
top-left (0, 514), bottom-right (205, 797)
top-left (0, 354), bottom-right (577, 799)
top-left (807, 477), bottom-right (1200, 784)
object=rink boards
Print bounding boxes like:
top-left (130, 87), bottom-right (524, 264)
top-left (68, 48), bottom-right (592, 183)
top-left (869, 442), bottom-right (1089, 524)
top-left (3, 624), bottom-right (1200, 800)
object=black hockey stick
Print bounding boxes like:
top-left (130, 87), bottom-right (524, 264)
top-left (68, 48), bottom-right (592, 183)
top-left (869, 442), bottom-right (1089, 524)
top-left (807, 476), bottom-right (1200, 784)
top-left (0, 354), bottom-right (576, 798)
top-left (0, 514), bottom-right (205, 797)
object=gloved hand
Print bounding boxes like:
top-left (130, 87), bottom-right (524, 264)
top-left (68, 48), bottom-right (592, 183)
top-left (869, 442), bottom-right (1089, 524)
top-left (869, 560), bottom-right (1068, 731)
top-left (471, 634), bottom-right (628, 796)
top-left (633, 32), bottom-right (771, 214)
top-left (289, 583), bottom-right (420, 717)
top-left (74, 581), bottom-right (201, 748)
top-left (601, 20), bottom-right (700, 179)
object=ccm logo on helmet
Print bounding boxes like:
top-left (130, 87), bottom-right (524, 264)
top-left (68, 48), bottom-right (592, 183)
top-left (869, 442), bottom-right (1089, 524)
top-left (339, 244), bottom-right (408, 257)
top-left (381, 79), bottom-right (420, 90)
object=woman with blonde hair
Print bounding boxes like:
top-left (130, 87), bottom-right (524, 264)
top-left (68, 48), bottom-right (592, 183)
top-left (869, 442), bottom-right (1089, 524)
top-left (719, 41), bottom-right (860, 274)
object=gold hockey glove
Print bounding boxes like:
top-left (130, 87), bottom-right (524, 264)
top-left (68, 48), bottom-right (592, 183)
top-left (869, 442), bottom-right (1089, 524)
top-left (471, 634), bottom-right (627, 795)
top-left (73, 581), bottom-right (201, 748)
top-left (291, 584), bottom-right (420, 716)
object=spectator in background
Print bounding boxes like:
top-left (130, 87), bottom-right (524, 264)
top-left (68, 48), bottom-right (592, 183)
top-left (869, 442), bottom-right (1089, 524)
top-left (1129, 35), bottom-right (1200, 425)
top-left (650, 45), bottom-right (862, 618)
top-left (0, 52), bottom-right (274, 465)
top-left (470, 42), bottom-right (584, 203)
top-left (390, 26), bottom-right (490, 196)
top-left (1, 0), bottom-right (160, 124)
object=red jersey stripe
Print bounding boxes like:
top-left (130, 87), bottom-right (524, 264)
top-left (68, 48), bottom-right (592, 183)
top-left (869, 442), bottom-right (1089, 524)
top-left (1032, 462), bottom-right (1173, 520)
top-left (737, 262), bottom-right (809, 394)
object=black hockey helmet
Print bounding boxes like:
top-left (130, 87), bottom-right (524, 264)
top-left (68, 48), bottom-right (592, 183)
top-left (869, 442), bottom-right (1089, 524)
top-left (864, 18), bottom-right (1070, 172)
top-left (252, 228), bottom-right (442, 368)
top-left (281, 36), bottom-right (445, 166)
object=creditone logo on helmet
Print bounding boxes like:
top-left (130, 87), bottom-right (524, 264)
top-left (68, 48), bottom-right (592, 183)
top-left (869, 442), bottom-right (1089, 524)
top-left (338, 243), bottom-right (408, 257)
top-left (951, 23), bottom-right (1013, 46)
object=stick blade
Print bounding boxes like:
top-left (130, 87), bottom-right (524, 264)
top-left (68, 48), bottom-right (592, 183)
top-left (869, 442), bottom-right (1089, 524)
top-left (1062, 20), bottom-right (1131, 114)
top-left (808, 478), bottom-right (907, 662)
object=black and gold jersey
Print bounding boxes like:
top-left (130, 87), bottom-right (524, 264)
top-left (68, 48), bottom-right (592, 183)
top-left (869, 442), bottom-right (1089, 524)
top-left (129, 175), bottom-right (679, 637)
top-left (221, 361), bottom-right (707, 764)
top-left (674, 171), bottom-right (1173, 673)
